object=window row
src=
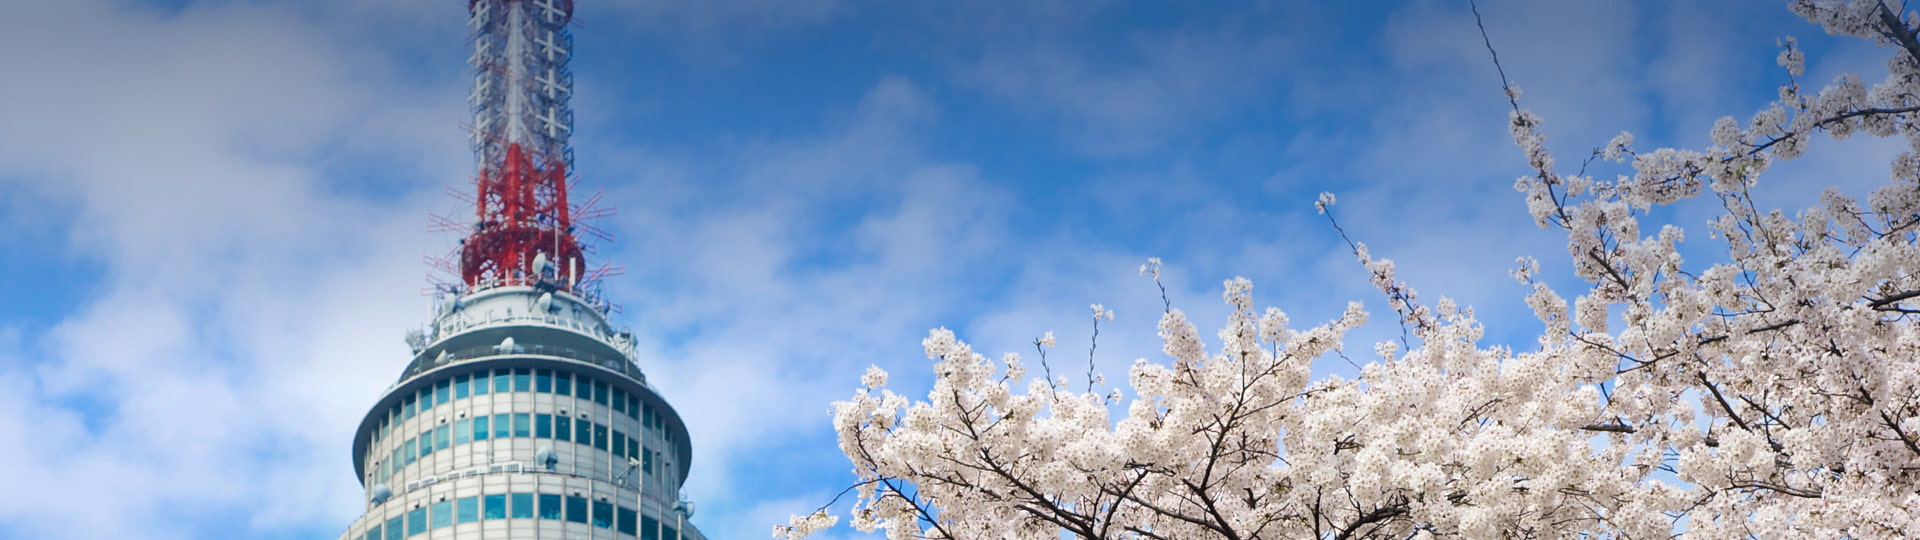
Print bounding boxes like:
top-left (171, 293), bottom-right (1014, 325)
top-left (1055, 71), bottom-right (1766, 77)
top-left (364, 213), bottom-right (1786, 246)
top-left (356, 492), bottom-right (684, 540)
top-left (372, 368), bottom-right (675, 448)
top-left (372, 413), bottom-right (663, 486)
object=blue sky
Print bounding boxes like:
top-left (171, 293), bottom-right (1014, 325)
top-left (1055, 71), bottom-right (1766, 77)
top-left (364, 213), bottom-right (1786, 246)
top-left (0, 1), bottom-right (1903, 538)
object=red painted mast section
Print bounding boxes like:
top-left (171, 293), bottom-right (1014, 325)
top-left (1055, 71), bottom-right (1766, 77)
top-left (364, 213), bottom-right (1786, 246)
top-left (459, 0), bottom-right (583, 291)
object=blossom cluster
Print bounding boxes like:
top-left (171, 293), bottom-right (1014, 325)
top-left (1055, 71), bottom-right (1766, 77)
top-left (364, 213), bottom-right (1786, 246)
top-left (785, 2), bottom-right (1920, 537)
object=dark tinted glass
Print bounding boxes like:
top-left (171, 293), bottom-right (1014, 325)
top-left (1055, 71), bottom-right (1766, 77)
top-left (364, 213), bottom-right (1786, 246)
top-left (565, 496), bottom-right (588, 523)
top-left (473, 416), bottom-right (489, 440)
top-left (592, 500), bottom-right (613, 528)
top-left (539, 494), bottom-right (563, 520)
top-left (511, 493), bottom-right (535, 519)
top-left (483, 494), bottom-right (507, 519)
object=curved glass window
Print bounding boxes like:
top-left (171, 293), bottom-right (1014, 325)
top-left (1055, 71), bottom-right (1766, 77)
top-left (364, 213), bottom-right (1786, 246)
top-left (535, 369), bottom-right (552, 392)
top-left (618, 507), bottom-right (637, 535)
top-left (565, 495), bottom-right (588, 524)
top-left (642, 516), bottom-right (659, 540)
top-left (472, 372), bottom-right (489, 395)
top-left (555, 374), bottom-right (572, 396)
top-left (454, 419), bottom-right (471, 445)
top-left (472, 416), bottom-right (489, 441)
top-left (364, 524), bottom-right (380, 540)
top-left (539, 493), bottom-right (563, 520)
top-left (454, 375), bottom-right (469, 399)
top-left (434, 379), bottom-right (450, 405)
top-left (384, 516), bottom-right (402, 540)
top-left (536, 414), bottom-right (551, 438)
top-left (457, 496), bottom-right (479, 523)
top-left (511, 493), bottom-right (535, 519)
top-left (406, 507), bottom-right (426, 535)
top-left (593, 500), bottom-right (613, 528)
top-left (431, 500), bottom-right (452, 529)
top-left (513, 413), bottom-right (531, 437)
top-left (555, 417), bottom-right (571, 442)
top-left (483, 494), bottom-right (506, 519)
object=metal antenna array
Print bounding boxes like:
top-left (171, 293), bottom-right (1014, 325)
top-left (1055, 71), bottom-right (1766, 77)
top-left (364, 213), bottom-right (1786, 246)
top-left (439, 0), bottom-right (616, 296)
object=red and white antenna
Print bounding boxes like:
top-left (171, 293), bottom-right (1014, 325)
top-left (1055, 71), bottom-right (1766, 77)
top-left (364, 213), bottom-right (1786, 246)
top-left (440, 0), bottom-right (613, 295)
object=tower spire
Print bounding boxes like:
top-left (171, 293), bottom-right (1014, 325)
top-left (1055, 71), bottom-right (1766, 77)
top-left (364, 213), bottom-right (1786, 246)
top-left (461, 0), bottom-right (579, 291)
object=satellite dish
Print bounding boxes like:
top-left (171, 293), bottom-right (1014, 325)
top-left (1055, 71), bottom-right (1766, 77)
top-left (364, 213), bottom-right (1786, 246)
top-left (496, 337), bottom-right (516, 353)
top-left (441, 295), bottom-right (459, 314)
top-left (534, 292), bottom-right (554, 313)
top-left (535, 446), bottom-right (558, 470)
top-left (436, 350), bottom-right (449, 364)
top-left (371, 484), bottom-right (392, 504)
top-left (533, 253), bottom-right (552, 275)
top-left (675, 500), bottom-right (695, 518)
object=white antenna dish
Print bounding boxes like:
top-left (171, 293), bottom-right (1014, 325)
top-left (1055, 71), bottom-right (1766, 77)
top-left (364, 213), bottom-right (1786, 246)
top-left (496, 337), bottom-right (516, 353)
top-left (535, 446), bottom-right (558, 470)
top-left (533, 253), bottom-right (552, 275)
top-left (534, 292), bottom-right (554, 313)
top-left (370, 484), bottom-right (392, 504)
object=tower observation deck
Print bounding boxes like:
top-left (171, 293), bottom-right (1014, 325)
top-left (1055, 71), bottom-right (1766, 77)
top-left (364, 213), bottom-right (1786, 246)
top-left (337, 1), bottom-right (705, 539)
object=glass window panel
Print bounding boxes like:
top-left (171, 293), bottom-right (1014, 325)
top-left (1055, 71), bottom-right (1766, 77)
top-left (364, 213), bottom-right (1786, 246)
top-left (454, 375), bottom-right (469, 399)
top-left (385, 517), bottom-right (403, 540)
top-left (594, 424), bottom-right (608, 451)
top-left (629, 395), bottom-right (641, 420)
top-left (514, 369), bottom-right (530, 392)
top-left (554, 373), bottom-right (572, 396)
top-left (536, 370), bottom-right (552, 393)
top-left (494, 371), bottom-right (510, 393)
top-left (420, 432), bottom-right (433, 457)
top-left (565, 496), bottom-right (588, 524)
top-left (538, 494), bottom-right (563, 520)
top-left (365, 524), bottom-right (381, 540)
top-left (434, 425), bottom-right (450, 451)
top-left (664, 524), bottom-right (679, 540)
top-left (642, 516), bottom-right (659, 540)
top-left (454, 419), bottom-right (471, 445)
top-left (643, 450), bottom-right (652, 476)
top-left (643, 405), bottom-right (652, 427)
top-left (575, 418), bottom-right (591, 443)
top-left (403, 439), bottom-right (416, 465)
top-left (578, 377), bottom-right (592, 402)
top-left (472, 416), bottom-right (489, 441)
top-left (407, 507), bottom-right (426, 535)
top-left (511, 493), bottom-right (535, 519)
top-left (592, 500), bottom-right (613, 529)
top-left (483, 494), bottom-right (507, 519)
top-left (617, 507), bottom-right (637, 535)
top-left (419, 387), bottom-right (432, 410)
top-left (431, 500), bottom-right (452, 529)
top-left (536, 414), bottom-right (551, 439)
top-left (554, 416), bottom-right (571, 442)
top-left (513, 413), bottom-right (530, 437)
top-left (613, 431), bottom-right (626, 459)
top-left (435, 380), bottom-right (450, 405)
top-left (473, 372), bottom-right (489, 395)
top-left (494, 414), bottom-right (510, 439)
top-left (457, 496), bottom-right (479, 523)
top-left (402, 396), bottom-right (415, 420)
top-left (594, 381), bottom-right (609, 406)
top-left (628, 438), bottom-right (638, 461)
top-left (612, 389), bottom-right (626, 414)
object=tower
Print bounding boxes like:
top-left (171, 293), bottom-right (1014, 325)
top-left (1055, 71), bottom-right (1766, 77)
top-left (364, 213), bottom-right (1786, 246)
top-left (337, 1), bottom-right (704, 539)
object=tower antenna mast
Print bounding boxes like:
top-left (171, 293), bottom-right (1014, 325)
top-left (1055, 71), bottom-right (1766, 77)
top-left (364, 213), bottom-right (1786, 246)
top-left (460, 0), bottom-right (586, 292)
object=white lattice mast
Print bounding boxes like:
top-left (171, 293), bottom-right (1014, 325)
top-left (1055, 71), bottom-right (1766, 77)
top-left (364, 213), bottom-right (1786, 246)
top-left (462, 0), bottom-right (581, 291)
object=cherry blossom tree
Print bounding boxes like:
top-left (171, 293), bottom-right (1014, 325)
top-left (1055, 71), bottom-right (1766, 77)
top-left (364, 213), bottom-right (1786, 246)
top-left (781, 1), bottom-right (1920, 537)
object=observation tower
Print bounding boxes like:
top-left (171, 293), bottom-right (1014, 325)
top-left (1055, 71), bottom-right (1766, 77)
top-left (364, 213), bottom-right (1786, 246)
top-left (337, 1), bottom-right (705, 539)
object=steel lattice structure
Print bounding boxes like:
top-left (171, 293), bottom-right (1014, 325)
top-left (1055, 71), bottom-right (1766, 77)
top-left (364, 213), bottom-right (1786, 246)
top-left (462, 0), bottom-right (581, 291)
